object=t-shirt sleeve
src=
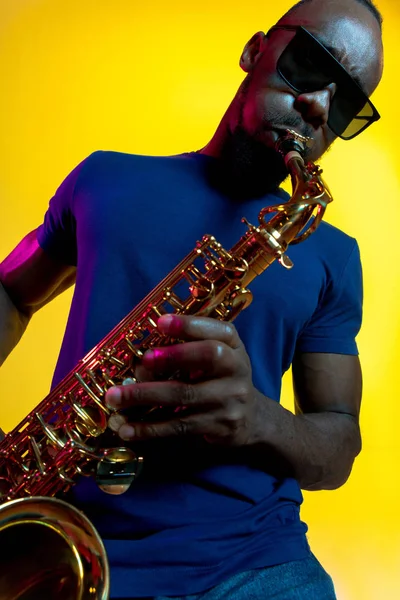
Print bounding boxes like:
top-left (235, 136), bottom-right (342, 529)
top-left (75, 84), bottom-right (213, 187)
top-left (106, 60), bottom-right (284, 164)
top-left (296, 240), bottom-right (363, 356)
top-left (36, 157), bottom-right (89, 266)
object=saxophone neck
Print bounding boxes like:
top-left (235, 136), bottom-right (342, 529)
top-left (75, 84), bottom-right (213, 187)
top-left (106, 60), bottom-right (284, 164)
top-left (275, 128), bottom-right (312, 184)
top-left (255, 128), bottom-right (333, 257)
top-left (275, 128), bottom-right (332, 208)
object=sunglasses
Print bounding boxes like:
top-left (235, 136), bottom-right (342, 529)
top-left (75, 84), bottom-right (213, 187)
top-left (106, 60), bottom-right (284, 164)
top-left (266, 25), bottom-right (380, 140)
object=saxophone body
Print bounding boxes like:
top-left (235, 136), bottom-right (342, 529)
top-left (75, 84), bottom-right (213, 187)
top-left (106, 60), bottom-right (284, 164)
top-left (0, 130), bottom-right (333, 600)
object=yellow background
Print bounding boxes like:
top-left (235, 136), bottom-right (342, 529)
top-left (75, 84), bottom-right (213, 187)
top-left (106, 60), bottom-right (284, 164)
top-left (0, 1), bottom-right (399, 598)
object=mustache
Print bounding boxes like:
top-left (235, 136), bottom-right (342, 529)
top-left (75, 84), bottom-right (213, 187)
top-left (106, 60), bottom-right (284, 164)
top-left (262, 113), bottom-right (314, 141)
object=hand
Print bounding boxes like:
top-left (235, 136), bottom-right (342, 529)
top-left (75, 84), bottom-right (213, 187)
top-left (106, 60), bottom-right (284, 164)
top-left (105, 314), bottom-right (263, 446)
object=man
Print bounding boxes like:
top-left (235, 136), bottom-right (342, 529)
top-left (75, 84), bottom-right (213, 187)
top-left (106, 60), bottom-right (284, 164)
top-left (0, 0), bottom-right (383, 598)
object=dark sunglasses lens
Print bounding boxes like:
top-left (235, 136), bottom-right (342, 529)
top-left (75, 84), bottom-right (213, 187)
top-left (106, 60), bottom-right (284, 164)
top-left (279, 41), bottom-right (331, 92)
top-left (334, 115), bottom-right (373, 140)
top-left (329, 91), bottom-right (375, 139)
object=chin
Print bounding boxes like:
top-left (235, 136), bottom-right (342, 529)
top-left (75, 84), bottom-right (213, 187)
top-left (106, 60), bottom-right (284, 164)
top-left (216, 126), bottom-right (289, 198)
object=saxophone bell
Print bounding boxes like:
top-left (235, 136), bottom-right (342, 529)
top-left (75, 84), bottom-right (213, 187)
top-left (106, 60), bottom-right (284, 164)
top-left (0, 496), bottom-right (109, 600)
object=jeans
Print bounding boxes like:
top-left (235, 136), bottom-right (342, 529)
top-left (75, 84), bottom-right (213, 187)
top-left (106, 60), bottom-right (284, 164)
top-left (115, 554), bottom-right (337, 600)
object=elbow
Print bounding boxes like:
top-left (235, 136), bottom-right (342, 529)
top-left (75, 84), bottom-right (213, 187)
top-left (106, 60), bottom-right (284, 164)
top-left (0, 277), bottom-right (34, 320)
top-left (302, 426), bottom-right (362, 492)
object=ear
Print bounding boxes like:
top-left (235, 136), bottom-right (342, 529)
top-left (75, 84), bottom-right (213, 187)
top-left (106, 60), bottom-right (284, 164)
top-left (239, 31), bottom-right (266, 72)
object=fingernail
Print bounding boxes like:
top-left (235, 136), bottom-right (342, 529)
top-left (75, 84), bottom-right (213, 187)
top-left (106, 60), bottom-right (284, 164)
top-left (119, 424), bottom-right (135, 440)
top-left (105, 387), bottom-right (122, 409)
top-left (157, 314), bottom-right (175, 332)
top-left (108, 413), bottom-right (127, 432)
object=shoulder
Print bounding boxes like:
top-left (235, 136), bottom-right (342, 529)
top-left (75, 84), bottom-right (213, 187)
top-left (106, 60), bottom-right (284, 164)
top-left (317, 220), bottom-right (357, 246)
top-left (301, 217), bottom-right (360, 270)
top-left (75, 150), bottom-right (157, 177)
top-left (316, 221), bottom-right (360, 273)
top-left (80, 150), bottom-right (193, 171)
top-left (307, 221), bottom-right (362, 313)
top-left (73, 150), bottom-right (197, 187)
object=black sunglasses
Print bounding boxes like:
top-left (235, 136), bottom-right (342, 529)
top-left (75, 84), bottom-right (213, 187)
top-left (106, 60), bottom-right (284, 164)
top-left (266, 25), bottom-right (380, 140)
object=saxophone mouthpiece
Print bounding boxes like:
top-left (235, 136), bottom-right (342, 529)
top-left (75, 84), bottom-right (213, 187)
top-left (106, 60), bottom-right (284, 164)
top-left (275, 129), bottom-right (313, 167)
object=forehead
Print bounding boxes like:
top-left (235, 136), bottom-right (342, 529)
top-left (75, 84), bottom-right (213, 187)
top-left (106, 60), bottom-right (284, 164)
top-left (280, 1), bottom-right (383, 94)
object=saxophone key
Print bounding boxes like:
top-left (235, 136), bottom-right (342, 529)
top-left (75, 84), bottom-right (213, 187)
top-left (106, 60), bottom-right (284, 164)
top-left (163, 289), bottom-right (185, 311)
top-left (279, 254), bottom-right (294, 269)
top-left (74, 372), bottom-right (110, 415)
top-left (124, 336), bottom-right (144, 358)
top-left (96, 447), bottom-right (143, 495)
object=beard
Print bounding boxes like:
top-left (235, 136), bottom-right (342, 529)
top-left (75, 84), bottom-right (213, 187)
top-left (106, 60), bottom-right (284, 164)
top-left (213, 125), bottom-right (290, 199)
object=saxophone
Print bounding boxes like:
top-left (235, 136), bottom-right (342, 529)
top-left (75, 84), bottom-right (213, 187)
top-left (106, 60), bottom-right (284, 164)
top-left (0, 130), bottom-right (333, 600)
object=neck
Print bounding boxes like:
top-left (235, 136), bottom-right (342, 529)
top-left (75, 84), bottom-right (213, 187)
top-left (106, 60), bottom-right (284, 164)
top-left (197, 92), bottom-right (242, 158)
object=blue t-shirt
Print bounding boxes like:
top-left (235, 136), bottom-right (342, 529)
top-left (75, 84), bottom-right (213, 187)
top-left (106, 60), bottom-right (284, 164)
top-left (37, 150), bottom-right (362, 598)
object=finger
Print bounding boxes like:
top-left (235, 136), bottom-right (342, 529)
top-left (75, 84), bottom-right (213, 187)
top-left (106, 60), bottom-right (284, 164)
top-left (135, 358), bottom-right (200, 384)
top-left (134, 363), bottom-right (157, 382)
top-left (108, 412), bottom-right (128, 433)
top-left (115, 409), bottom-right (229, 442)
top-left (141, 340), bottom-right (245, 378)
top-left (105, 378), bottom-right (229, 411)
top-left (156, 314), bottom-right (243, 349)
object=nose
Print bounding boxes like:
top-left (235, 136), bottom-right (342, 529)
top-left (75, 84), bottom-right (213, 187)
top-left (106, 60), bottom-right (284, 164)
top-left (294, 83), bottom-right (337, 130)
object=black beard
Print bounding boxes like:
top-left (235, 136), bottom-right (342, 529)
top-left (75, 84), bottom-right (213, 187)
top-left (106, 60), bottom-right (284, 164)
top-left (206, 126), bottom-right (289, 200)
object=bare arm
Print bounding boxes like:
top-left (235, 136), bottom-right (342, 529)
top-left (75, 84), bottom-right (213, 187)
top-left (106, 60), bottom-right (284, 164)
top-left (239, 352), bottom-right (362, 491)
top-left (266, 351), bottom-right (363, 490)
top-left (0, 229), bottom-right (76, 366)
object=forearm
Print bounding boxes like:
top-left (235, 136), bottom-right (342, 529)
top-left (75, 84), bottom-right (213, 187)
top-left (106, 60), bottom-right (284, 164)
top-left (0, 281), bottom-right (30, 367)
top-left (251, 390), bottom-right (362, 491)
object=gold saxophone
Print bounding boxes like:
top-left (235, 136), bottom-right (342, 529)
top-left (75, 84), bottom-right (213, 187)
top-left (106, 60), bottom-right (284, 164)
top-left (0, 130), bottom-right (333, 600)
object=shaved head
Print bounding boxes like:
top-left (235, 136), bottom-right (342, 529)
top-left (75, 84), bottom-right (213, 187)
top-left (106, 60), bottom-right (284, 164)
top-left (284, 0), bottom-right (383, 30)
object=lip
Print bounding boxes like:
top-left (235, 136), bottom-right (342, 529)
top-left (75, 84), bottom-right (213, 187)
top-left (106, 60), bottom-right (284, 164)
top-left (258, 127), bottom-right (300, 145)
top-left (259, 126), bottom-right (301, 142)
top-left (256, 126), bottom-right (313, 151)
top-left (271, 126), bottom-right (302, 138)
top-left (256, 128), bottom-right (281, 145)
top-left (271, 127), bottom-right (315, 151)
